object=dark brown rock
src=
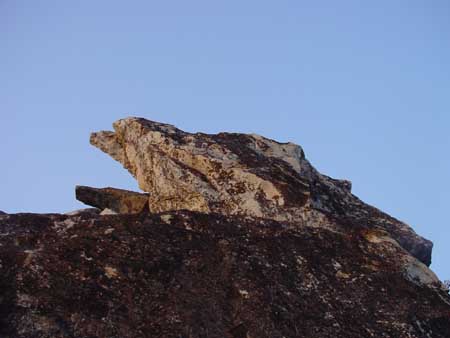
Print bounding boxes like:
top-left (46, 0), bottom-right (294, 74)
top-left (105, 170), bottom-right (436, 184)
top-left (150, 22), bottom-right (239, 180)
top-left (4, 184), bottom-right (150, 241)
top-left (75, 185), bottom-right (148, 214)
top-left (0, 212), bottom-right (449, 338)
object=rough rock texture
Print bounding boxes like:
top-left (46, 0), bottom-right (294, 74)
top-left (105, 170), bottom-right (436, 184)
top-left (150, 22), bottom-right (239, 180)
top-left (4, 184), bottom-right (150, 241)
top-left (0, 212), bottom-right (449, 338)
top-left (1, 117), bottom-right (448, 337)
top-left (90, 118), bottom-right (432, 266)
top-left (76, 186), bottom-right (149, 214)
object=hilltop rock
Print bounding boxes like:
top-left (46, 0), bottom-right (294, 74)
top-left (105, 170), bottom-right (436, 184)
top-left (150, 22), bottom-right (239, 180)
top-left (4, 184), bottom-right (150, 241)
top-left (91, 117), bottom-right (432, 265)
top-left (1, 117), bottom-right (447, 337)
top-left (90, 120), bottom-right (311, 217)
top-left (0, 210), bottom-right (6, 215)
top-left (75, 185), bottom-right (148, 214)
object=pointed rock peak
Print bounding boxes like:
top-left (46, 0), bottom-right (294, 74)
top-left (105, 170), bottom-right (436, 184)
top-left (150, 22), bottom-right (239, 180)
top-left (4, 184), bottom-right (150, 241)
top-left (90, 117), bottom-right (311, 217)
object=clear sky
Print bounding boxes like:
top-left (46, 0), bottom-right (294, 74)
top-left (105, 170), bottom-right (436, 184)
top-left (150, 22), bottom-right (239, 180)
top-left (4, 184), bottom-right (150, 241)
top-left (1, 1), bottom-right (449, 279)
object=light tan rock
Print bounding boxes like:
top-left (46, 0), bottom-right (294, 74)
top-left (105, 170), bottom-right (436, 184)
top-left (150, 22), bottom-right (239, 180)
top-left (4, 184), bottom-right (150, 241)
top-left (90, 118), bottom-right (310, 219)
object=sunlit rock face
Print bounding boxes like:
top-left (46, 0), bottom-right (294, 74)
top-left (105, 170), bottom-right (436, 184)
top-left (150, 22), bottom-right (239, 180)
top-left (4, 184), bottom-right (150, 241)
top-left (90, 118), bottom-right (310, 219)
top-left (90, 117), bottom-right (432, 266)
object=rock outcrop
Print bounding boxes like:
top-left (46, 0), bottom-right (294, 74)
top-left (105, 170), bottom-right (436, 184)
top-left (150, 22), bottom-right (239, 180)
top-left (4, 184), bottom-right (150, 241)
top-left (1, 117), bottom-right (448, 338)
top-left (90, 117), bottom-right (432, 266)
top-left (75, 186), bottom-right (149, 214)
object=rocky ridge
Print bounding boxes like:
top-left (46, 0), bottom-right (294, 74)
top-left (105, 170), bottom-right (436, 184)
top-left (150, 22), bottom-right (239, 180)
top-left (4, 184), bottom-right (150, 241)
top-left (0, 117), bottom-right (449, 338)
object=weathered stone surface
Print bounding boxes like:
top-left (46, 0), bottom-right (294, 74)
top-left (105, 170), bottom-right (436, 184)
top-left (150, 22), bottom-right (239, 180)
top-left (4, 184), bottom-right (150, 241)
top-left (90, 120), bottom-right (311, 219)
top-left (90, 117), bottom-right (432, 265)
top-left (0, 212), bottom-right (449, 338)
top-left (75, 185), bottom-right (148, 214)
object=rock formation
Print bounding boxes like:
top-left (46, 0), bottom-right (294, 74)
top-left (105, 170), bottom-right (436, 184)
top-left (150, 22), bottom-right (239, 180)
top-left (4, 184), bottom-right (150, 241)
top-left (0, 117), bottom-right (449, 338)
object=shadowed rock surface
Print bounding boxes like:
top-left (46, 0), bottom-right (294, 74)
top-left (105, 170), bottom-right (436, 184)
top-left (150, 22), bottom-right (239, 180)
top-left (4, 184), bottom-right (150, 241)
top-left (0, 212), bottom-right (449, 338)
top-left (1, 117), bottom-right (448, 337)
top-left (76, 186), bottom-right (149, 214)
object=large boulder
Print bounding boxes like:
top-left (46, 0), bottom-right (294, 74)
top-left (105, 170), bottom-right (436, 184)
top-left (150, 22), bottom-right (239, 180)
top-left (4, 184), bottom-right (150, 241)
top-left (90, 120), bottom-right (310, 218)
top-left (90, 117), bottom-right (432, 265)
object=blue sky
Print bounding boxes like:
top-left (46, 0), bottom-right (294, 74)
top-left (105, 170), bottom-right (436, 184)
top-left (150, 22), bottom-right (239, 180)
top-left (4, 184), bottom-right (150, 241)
top-left (1, 1), bottom-right (449, 279)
